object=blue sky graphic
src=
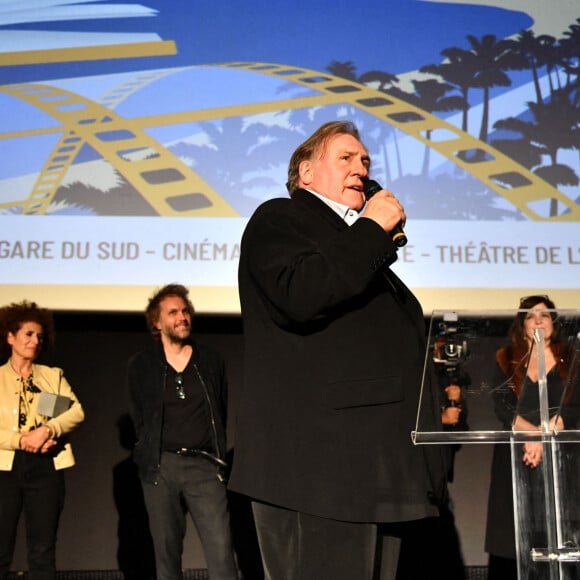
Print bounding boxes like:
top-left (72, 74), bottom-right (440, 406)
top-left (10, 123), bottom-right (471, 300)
top-left (1, 0), bottom-right (533, 83)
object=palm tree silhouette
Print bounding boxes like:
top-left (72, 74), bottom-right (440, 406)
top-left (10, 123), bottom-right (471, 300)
top-left (465, 34), bottom-right (527, 145)
top-left (492, 90), bottom-right (580, 216)
top-left (560, 17), bottom-right (580, 102)
top-left (400, 78), bottom-right (465, 176)
top-left (512, 30), bottom-right (556, 105)
top-left (421, 48), bottom-right (478, 135)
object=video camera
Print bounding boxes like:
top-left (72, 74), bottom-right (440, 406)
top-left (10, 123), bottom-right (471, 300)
top-left (432, 313), bottom-right (471, 398)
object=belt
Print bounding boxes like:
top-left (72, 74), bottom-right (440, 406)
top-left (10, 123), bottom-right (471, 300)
top-left (168, 447), bottom-right (209, 457)
top-left (166, 448), bottom-right (228, 469)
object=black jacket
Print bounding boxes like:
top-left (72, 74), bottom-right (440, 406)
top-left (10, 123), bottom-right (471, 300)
top-left (127, 339), bottom-right (229, 483)
top-left (229, 189), bottom-right (448, 522)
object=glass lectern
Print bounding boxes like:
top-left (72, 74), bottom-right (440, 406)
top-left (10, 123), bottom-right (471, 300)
top-left (413, 309), bottom-right (580, 580)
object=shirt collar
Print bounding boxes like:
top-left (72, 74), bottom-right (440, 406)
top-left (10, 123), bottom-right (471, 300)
top-left (306, 189), bottom-right (359, 226)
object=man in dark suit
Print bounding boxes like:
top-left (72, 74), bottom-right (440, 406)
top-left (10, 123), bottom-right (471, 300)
top-left (228, 121), bottom-right (449, 579)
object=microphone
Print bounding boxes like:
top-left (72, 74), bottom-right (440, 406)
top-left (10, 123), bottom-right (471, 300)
top-left (363, 180), bottom-right (408, 247)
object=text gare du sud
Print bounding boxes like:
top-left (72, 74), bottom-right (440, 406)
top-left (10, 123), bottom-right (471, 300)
top-left (0, 240), bottom-right (241, 261)
top-left (0, 240), bottom-right (578, 265)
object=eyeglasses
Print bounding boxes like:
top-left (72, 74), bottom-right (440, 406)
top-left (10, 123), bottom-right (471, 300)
top-left (175, 373), bottom-right (186, 400)
top-left (520, 295), bottom-right (550, 306)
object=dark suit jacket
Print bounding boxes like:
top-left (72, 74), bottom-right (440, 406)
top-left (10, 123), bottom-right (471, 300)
top-left (228, 189), bottom-right (447, 522)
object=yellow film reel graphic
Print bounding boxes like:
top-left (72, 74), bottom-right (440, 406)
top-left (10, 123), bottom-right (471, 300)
top-left (1, 62), bottom-right (577, 221)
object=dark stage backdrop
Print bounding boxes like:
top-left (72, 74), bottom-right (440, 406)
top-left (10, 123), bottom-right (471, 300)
top-left (1, 1), bottom-right (578, 315)
top-left (10, 311), bottom-right (493, 574)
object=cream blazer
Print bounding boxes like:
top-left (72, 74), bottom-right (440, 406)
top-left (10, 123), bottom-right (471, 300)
top-left (0, 361), bottom-right (85, 470)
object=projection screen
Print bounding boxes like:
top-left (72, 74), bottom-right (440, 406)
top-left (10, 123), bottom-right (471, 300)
top-left (0, 0), bottom-right (578, 314)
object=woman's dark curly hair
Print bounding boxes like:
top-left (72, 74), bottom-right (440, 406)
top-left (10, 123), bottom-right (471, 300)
top-left (0, 300), bottom-right (55, 359)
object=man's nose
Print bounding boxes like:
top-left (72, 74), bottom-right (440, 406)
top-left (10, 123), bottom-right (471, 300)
top-left (353, 159), bottom-right (368, 176)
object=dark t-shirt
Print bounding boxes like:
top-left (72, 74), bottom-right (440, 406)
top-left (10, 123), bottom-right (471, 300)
top-left (162, 362), bottom-right (213, 451)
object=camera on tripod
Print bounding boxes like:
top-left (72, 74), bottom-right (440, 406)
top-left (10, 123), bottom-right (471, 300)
top-left (432, 319), bottom-right (471, 406)
top-left (432, 323), bottom-right (469, 368)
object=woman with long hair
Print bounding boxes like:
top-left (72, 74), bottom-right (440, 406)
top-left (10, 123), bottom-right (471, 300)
top-left (485, 295), bottom-right (579, 579)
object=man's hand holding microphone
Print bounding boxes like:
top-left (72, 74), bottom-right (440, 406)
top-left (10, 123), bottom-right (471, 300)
top-left (361, 180), bottom-right (407, 247)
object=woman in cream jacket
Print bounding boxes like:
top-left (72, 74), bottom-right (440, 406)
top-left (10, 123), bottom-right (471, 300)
top-left (0, 300), bottom-right (84, 580)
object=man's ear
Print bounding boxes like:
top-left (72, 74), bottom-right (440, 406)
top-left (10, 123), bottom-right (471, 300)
top-left (299, 160), bottom-right (313, 186)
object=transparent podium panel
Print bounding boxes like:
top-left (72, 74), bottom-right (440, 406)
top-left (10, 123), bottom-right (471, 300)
top-left (412, 309), bottom-right (580, 580)
top-left (512, 438), bottom-right (580, 579)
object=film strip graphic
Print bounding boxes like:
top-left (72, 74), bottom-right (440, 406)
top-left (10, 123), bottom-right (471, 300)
top-left (97, 67), bottom-right (184, 111)
top-left (0, 77), bottom-right (238, 216)
top-left (1, 61), bottom-right (577, 220)
top-left (219, 62), bottom-right (578, 221)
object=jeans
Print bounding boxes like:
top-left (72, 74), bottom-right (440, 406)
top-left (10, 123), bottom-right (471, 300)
top-left (142, 451), bottom-right (238, 580)
top-left (0, 452), bottom-right (65, 580)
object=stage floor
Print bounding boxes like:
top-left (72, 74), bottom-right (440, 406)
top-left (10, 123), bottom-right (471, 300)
top-left (8, 567), bottom-right (490, 579)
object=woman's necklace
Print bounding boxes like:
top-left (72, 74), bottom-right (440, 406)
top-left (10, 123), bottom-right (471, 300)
top-left (19, 371), bottom-right (41, 431)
